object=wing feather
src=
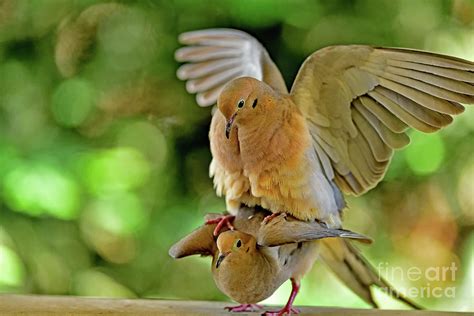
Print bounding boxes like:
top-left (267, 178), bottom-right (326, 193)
top-left (352, 108), bottom-right (392, 162)
top-left (374, 48), bottom-right (474, 70)
top-left (177, 58), bottom-right (241, 80)
top-left (365, 66), bottom-right (472, 106)
top-left (386, 59), bottom-right (474, 83)
top-left (385, 66), bottom-right (474, 96)
top-left (376, 87), bottom-right (454, 128)
top-left (353, 99), bottom-right (410, 149)
top-left (358, 96), bottom-right (409, 133)
top-left (186, 67), bottom-right (243, 93)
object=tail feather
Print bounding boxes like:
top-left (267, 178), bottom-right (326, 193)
top-left (319, 238), bottom-right (422, 309)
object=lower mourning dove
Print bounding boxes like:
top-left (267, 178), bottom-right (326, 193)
top-left (169, 207), bottom-right (420, 314)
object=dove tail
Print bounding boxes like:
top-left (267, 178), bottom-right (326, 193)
top-left (319, 239), bottom-right (422, 309)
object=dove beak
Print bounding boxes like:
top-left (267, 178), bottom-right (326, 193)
top-left (225, 113), bottom-right (237, 139)
top-left (216, 252), bottom-right (229, 268)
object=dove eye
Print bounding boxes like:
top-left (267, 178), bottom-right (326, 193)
top-left (235, 239), bottom-right (242, 248)
top-left (237, 100), bottom-right (245, 108)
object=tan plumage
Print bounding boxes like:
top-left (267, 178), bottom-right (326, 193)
top-left (169, 207), bottom-right (419, 311)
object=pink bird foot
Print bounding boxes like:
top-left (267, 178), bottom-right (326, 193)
top-left (262, 306), bottom-right (299, 316)
top-left (225, 304), bottom-right (263, 312)
top-left (263, 212), bottom-right (286, 224)
top-left (205, 215), bottom-right (235, 236)
top-left (263, 278), bottom-right (300, 315)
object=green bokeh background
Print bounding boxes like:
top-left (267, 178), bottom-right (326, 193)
top-left (0, 0), bottom-right (473, 312)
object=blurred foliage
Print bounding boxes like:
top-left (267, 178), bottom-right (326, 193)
top-left (0, 0), bottom-right (473, 312)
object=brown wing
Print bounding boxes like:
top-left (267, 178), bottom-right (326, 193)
top-left (291, 45), bottom-right (474, 195)
top-left (168, 223), bottom-right (217, 259)
top-left (257, 214), bottom-right (372, 246)
top-left (169, 208), bottom-right (268, 258)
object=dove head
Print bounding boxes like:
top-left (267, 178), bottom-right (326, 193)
top-left (215, 230), bottom-right (257, 268)
top-left (217, 77), bottom-right (277, 139)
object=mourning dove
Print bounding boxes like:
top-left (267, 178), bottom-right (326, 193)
top-left (169, 207), bottom-right (420, 314)
top-left (176, 28), bottom-right (473, 228)
top-left (174, 29), bottom-right (471, 312)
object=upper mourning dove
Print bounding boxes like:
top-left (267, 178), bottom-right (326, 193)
top-left (175, 28), bottom-right (473, 227)
top-left (174, 30), bottom-right (473, 310)
top-left (169, 207), bottom-right (420, 315)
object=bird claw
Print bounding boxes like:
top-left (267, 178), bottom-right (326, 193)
top-left (263, 212), bottom-right (286, 224)
top-left (225, 303), bottom-right (263, 312)
top-left (263, 278), bottom-right (300, 315)
top-left (262, 306), bottom-right (299, 315)
top-left (205, 215), bottom-right (235, 236)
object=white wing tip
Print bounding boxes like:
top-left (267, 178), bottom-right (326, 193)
top-left (178, 32), bottom-right (193, 44)
top-left (196, 94), bottom-right (216, 107)
top-left (174, 48), bottom-right (188, 62)
top-left (176, 66), bottom-right (188, 80)
top-left (185, 81), bottom-right (198, 93)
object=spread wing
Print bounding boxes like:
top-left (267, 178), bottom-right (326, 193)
top-left (175, 28), bottom-right (287, 106)
top-left (291, 46), bottom-right (474, 195)
top-left (168, 223), bottom-right (216, 259)
top-left (168, 208), bottom-right (267, 259)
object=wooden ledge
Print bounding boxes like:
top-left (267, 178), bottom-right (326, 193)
top-left (0, 295), bottom-right (465, 315)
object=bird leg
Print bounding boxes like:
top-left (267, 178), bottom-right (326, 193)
top-left (224, 303), bottom-right (262, 312)
top-left (263, 278), bottom-right (300, 315)
top-left (205, 215), bottom-right (235, 236)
